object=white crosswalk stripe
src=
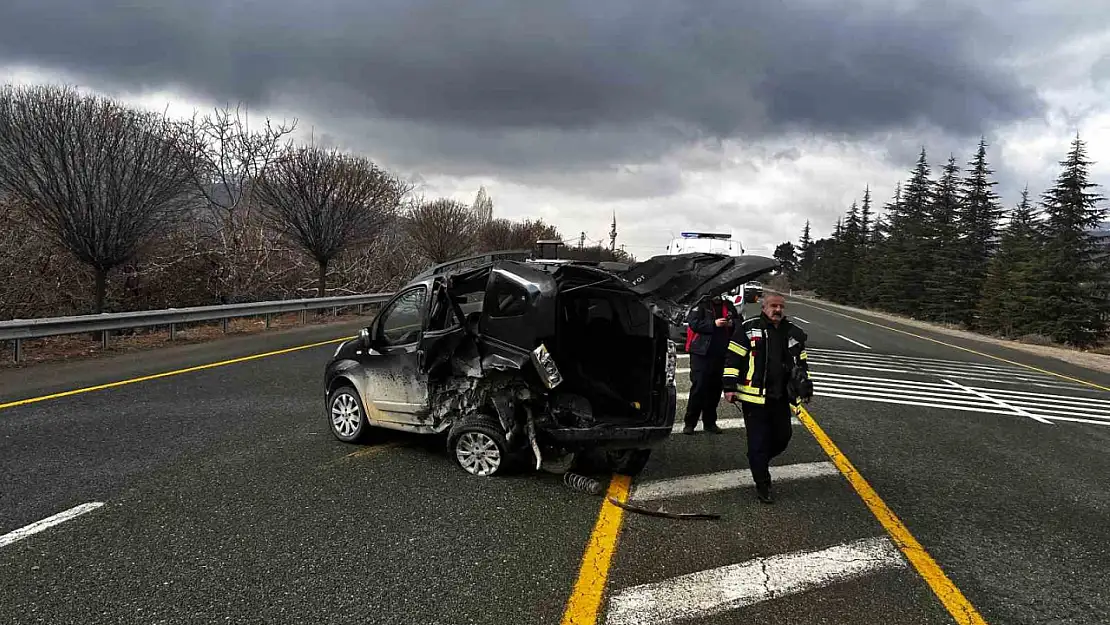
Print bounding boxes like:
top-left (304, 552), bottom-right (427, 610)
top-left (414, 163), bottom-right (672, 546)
top-left (810, 371), bottom-right (1110, 427)
top-left (630, 462), bottom-right (839, 502)
top-left (605, 536), bottom-right (906, 625)
top-left (675, 347), bottom-right (1109, 427)
top-left (807, 347), bottom-right (1090, 390)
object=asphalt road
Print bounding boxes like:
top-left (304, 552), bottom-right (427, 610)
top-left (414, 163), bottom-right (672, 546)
top-left (1, 298), bottom-right (1108, 624)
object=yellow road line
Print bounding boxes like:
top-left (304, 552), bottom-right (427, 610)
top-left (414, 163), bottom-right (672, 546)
top-left (795, 300), bottom-right (1110, 392)
top-left (560, 474), bottom-right (632, 625)
top-left (797, 405), bottom-right (988, 625)
top-left (0, 336), bottom-right (354, 411)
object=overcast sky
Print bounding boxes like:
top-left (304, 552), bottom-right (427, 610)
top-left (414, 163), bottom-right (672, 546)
top-left (3, 0), bottom-right (1109, 257)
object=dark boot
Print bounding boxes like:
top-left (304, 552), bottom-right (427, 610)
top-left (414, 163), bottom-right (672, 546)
top-left (756, 482), bottom-right (774, 504)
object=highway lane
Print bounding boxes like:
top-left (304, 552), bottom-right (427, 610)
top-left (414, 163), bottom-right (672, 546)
top-left (787, 299), bottom-right (1110, 625)
top-left (0, 329), bottom-right (600, 624)
top-left (1, 296), bottom-right (1108, 623)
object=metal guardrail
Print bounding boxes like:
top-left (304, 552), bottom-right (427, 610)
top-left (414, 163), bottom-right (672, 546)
top-left (0, 293), bottom-right (395, 362)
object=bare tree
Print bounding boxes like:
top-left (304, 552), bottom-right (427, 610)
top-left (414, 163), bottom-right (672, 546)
top-left (0, 84), bottom-right (194, 313)
top-left (174, 102), bottom-right (297, 302)
top-left (478, 217), bottom-right (560, 252)
top-left (407, 198), bottom-right (483, 264)
top-left (255, 145), bottom-right (407, 297)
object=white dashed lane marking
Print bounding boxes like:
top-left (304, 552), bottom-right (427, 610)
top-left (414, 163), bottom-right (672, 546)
top-left (0, 502), bottom-right (104, 549)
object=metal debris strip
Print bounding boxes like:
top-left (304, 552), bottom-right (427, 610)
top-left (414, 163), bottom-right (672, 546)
top-left (607, 497), bottom-right (722, 521)
top-left (561, 471), bottom-right (721, 520)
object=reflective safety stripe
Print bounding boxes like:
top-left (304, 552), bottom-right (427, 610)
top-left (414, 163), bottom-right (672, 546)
top-left (799, 350), bottom-right (808, 360)
top-left (739, 392), bottom-right (765, 405)
top-left (740, 384), bottom-right (763, 396)
top-left (723, 367), bottom-right (740, 377)
top-left (728, 341), bottom-right (748, 356)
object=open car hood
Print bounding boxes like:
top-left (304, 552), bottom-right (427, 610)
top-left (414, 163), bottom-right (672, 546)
top-left (616, 253), bottom-right (780, 323)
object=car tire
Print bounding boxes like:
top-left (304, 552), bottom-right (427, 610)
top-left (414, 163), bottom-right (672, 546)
top-left (606, 449), bottom-right (652, 476)
top-left (447, 417), bottom-right (511, 477)
top-left (328, 385), bottom-right (370, 444)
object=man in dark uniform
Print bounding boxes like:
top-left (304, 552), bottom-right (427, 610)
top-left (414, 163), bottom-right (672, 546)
top-left (682, 293), bottom-right (739, 435)
top-left (722, 293), bottom-right (813, 503)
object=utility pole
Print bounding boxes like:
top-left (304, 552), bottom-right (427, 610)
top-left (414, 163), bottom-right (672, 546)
top-left (609, 212), bottom-right (617, 253)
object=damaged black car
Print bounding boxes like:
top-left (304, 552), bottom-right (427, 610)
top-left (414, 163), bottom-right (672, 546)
top-left (323, 251), bottom-right (778, 477)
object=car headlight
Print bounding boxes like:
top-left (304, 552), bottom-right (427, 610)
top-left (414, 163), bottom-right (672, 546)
top-left (531, 343), bottom-right (563, 389)
top-left (665, 340), bottom-right (677, 386)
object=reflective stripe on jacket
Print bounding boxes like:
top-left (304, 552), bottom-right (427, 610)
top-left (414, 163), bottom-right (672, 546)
top-left (722, 315), bottom-right (810, 406)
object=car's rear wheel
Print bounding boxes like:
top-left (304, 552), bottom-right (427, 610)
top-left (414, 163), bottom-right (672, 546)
top-left (448, 417), bottom-right (510, 477)
top-left (328, 385), bottom-right (370, 443)
top-left (606, 448), bottom-right (652, 476)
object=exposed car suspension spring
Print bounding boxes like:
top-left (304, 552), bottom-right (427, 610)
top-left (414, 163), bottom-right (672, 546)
top-left (563, 472), bottom-right (604, 496)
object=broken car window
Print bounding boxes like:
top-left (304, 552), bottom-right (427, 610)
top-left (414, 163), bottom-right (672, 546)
top-left (379, 287), bottom-right (427, 346)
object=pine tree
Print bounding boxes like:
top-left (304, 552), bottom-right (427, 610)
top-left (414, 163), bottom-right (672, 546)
top-left (797, 220), bottom-right (815, 289)
top-left (958, 138), bottom-right (1004, 327)
top-left (923, 155), bottom-right (963, 323)
top-left (978, 187), bottom-right (1043, 336)
top-left (842, 201), bottom-right (862, 302)
top-left (869, 184), bottom-right (902, 309)
top-left (855, 187), bottom-right (875, 305)
top-left (859, 186), bottom-right (873, 244)
top-left (877, 150), bottom-right (933, 316)
top-left (1034, 134), bottom-right (1109, 346)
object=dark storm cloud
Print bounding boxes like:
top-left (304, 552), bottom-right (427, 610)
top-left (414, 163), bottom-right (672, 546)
top-left (2, 0), bottom-right (1045, 146)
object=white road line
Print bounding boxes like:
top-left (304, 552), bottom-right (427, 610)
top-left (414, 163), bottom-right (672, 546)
top-left (972, 386), bottom-right (1110, 407)
top-left (671, 417), bottom-right (802, 432)
top-left (836, 334), bottom-right (871, 350)
top-left (0, 502), bottom-right (104, 549)
top-left (943, 379), bottom-right (1052, 425)
top-left (605, 536), bottom-right (906, 625)
top-left (630, 461), bottom-right (839, 502)
top-left (810, 361), bottom-right (1078, 390)
top-left (1041, 415), bottom-right (1110, 427)
top-left (672, 418), bottom-right (744, 432)
top-left (814, 390), bottom-right (1043, 417)
top-left (812, 356), bottom-right (1067, 385)
top-left (792, 316), bottom-right (810, 324)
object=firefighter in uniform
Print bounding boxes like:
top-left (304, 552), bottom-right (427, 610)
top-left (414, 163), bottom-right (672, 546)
top-left (722, 293), bottom-right (813, 504)
top-left (682, 293), bottom-right (740, 435)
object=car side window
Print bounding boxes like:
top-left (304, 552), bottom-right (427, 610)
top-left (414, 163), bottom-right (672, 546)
top-left (487, 274), bottom-right (528, 318)
top-left (378, 287), bottom-right (427, 346)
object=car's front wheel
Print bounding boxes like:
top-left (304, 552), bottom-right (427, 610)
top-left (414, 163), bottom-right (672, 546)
top-left (328, 385), bottom-right (370, 443)
top-left (606, 449), bottom-right (652, 476)
top-left (448, 417), bottom-right (510, 477)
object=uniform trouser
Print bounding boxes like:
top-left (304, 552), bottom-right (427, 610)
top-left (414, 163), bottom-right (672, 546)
top-left (684, 354), bottom-right (725, 429)
top-left (741, 397), bottom-right (794, 487)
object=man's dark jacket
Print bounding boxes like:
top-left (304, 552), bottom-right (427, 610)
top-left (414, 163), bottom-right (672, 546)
top-left (722, 313), bottom-right (812, 407)
top-left (685, 297), bottom-right (740, 359)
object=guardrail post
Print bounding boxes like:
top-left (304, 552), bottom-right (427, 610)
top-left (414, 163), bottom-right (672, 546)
top-left (12, 339), bottom-right (21, 363)
top-left (265, 314), bottom-right (272, 329)
top-left (333, 306), bottom-right (339, 317)
top-left (170, 323), bottom-right (177, 341)
top-left (222, 318), bottom-right (229, 333)
top-left (100, 330), bottom-right (108, 349)
top-left (357, 303), bottom-right (364, 315)
top-left (300, 310), bottom-right (307, 325)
